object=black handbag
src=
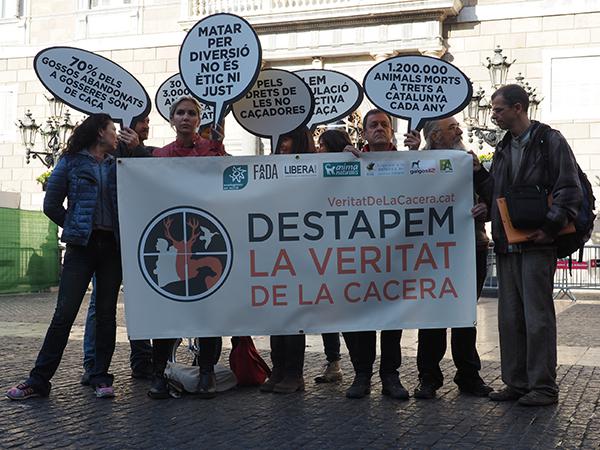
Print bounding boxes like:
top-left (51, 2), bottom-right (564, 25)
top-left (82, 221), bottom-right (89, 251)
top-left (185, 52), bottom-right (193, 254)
top-left (505, 184), bottom-right (548, 229)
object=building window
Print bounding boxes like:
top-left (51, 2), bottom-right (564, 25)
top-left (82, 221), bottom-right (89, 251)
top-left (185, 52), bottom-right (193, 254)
top-left (0, 0), bottom-right (19, 18)
top-left (545, 49), bottom-right (600, 120)
top-left (0, 85), bottom-right (17, 143)
top-left (88, 0), bottom-right (131, 8)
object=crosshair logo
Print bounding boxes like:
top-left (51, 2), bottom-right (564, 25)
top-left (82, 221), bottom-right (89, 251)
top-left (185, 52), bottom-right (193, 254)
top-left (138, 207), bottom-right (233, 302)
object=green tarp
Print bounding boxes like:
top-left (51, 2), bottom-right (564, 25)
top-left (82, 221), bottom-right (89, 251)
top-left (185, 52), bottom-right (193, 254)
top-left (0, 207), bottom-right (60, 294)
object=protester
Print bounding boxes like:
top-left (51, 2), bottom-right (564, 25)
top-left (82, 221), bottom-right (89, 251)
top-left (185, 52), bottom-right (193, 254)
top-left (81, 115), bottom-right (155, 386)
top-left (149, 96), bottom-right (226, 400)
top-left (273, 126), bottom-right (315, 154)
top-left (318, 128), bottom-right (351, 153)
top-left (6, 114), bottom-right (122, 400)
top-left (474, 84), bottom-right (582, 406)
top-left (259, 126), bottom-right (314, 394)
top-left (311, 128), bottom-right (354, 384)
top-left (412, 117), bottom-right (492, 399)
top-left (343, 109), bottom-right (420, 400)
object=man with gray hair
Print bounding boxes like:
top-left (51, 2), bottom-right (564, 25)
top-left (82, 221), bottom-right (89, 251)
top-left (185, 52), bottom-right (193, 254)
top-left (412, 116), bottom-right (492, 399)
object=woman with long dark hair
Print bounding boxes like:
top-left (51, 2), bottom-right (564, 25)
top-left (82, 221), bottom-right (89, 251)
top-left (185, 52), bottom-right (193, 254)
top-left (6, 114), bottom-right (122, 400)
top-left (318, 129), bottom-right (352, 153)
top-left (149, 96), bottom-right (226, 400)
top-left (259, 125), bottom-right (314, 394)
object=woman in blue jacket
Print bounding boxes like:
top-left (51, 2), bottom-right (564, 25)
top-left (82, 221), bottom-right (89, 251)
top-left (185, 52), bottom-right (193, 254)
top-left (6, 113), bottom-right (122, 400)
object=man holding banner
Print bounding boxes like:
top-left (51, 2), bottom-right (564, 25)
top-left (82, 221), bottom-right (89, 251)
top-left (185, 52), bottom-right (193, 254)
top-left (412, 117), bottom-right (492, 399)
top-left (343, 109), bottom-right (420, 400)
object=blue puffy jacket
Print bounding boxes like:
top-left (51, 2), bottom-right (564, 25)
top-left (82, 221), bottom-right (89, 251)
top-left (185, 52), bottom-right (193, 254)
top-left (43, 152), bottom-right (119, 245)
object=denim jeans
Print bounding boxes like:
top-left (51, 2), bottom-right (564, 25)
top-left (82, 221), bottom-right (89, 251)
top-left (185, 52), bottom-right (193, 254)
top-left (83, 278), bottom-right (152, 373)
top-left (27, 231), bottom-right (122, 395)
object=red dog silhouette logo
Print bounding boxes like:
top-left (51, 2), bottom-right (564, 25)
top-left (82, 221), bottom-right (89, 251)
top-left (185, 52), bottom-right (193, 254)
top-left (138, 207), bottom-right (233, 302)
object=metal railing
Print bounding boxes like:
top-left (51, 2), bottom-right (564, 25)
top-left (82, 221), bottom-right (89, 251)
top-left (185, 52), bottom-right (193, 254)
top-left (482, 244), bottom-right (600, 301)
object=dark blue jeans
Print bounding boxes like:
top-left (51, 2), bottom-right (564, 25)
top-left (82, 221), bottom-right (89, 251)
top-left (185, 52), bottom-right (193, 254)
top-left (83, 278), bottom-right (152, 373)
top-left (27, 231), bottom-right (122, 395)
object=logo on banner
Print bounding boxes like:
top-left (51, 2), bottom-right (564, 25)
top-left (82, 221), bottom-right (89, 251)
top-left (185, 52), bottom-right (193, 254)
top-left (223, 165), bottom-right (248, 190)
top-left (365, 161), bottom-right (406, 176)
top-left (440, 159), bottom-right (453, 173)
top-left (138, 207), bottom-right (233, 302)
top-left (253, 163), bottom-right (279, 180)
top-left (323, 161), bottom-right (360, 177)
top-left (409, 160), bottom-right (436, 175)
top-left (283, 163), bottom-right (318, 177)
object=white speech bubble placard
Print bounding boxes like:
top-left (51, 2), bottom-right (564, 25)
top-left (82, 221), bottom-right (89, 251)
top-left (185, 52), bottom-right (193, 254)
top-left (296, 69), bottom-right (363, 130)
top-left (179, 13), bottom-right (261, 126)
top-left (34, 47), bottom-right (151, 128)
top-left (232, 69), bottom-right (315, 151)
top-left (155, 73), bottom-right (230, 127)
top-left (363, 55), bottom-right (473, 131)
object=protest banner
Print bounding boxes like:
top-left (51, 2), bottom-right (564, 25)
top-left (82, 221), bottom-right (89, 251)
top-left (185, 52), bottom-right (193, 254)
top-left (34, 47), bottom-right (151, 128)
top-left (363, 55), bottom-right (472, 131)
top-left (296, 69), bottom-right (363, 130)
top-left (232, 68), bottom-right (315, 151)
top-left (155, 73), bottom-right (228, 126)
top-left (179, 13), bottom-right (261, 126)
top-left (118, 150), bottom-right (477, 339)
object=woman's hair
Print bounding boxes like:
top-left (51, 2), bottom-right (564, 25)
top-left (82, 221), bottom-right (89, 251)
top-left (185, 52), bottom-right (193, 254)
top-left (65, 113), bottom-right (113, 154)
top-left (169, 96), bottom-right (202, 121)
top-left (319, 129), bottom-right (352, 153)
top-left (274, 126), bottom-right (315, 155)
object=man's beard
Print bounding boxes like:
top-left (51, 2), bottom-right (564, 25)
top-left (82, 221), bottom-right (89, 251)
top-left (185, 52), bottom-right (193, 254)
top-left (453, 139), bottom-right (467, 151)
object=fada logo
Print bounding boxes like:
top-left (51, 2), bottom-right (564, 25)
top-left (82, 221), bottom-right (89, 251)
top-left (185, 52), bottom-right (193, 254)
top-left (409, 159), bottom-right (436, 175)
top-left (253, 163), bottom-right (279, 180)
top-left (440, 159), bottom-right (453, 173)
top-left (138, 207), bottom-right (233, 302)
top-left (223, 165), bottom-right (248, 190)
top-left (323, 161), bottom-right (360, 177)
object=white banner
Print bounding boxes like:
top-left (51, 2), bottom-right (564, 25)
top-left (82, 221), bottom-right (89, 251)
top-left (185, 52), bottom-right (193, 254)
top-left (118, 151), bottom-right (476, 339)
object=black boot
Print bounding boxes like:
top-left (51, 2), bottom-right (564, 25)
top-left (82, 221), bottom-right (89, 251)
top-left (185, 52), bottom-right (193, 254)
top-left (346, 373), bottom-right (372, 399)
top-left (147, 375), bottom-right (170, 399)
top-left (197, 366), bottom-right (217, 399)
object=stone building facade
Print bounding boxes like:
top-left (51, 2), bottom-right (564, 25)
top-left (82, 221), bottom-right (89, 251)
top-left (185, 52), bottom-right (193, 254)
top-left (0, 0), bottom-right (599, 210)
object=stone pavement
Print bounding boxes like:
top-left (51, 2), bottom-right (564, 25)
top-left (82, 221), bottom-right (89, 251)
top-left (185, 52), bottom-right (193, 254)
top-left (1, 292), bottom-right (599, 449)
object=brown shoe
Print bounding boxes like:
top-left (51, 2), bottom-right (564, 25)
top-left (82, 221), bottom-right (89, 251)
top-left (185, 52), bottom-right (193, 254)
top-left (273, 375), bottom-right (305, 394)
top-left (488, 386), bottom-right (524, 401)
top-left (259, 369), bottom-right (284, 393)
top-left (314, 360), bottom-right (343, 384)
top-left (517, 391), bottom-right (558, 406)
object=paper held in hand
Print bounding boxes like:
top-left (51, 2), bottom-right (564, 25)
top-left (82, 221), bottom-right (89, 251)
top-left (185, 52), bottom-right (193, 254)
top-left (496, 197), bottom-right (575, 244)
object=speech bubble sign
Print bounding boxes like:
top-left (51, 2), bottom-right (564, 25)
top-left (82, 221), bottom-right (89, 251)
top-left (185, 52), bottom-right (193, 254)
top-left (179, 13), bottom-right (261, 127)
top-left (155, 73), bottom-right (231, 127)
top-left (34, 46), bottom-right (151, 128)
top-left (296, 69), bottom-right (364, 130)
top-left (363, 55), bottom-right (473, 131)
top-left (232, 69), bottom-right (315, 151)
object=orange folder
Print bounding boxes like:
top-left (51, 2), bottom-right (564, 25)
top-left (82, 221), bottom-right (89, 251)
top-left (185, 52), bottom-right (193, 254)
top-left (496, 197), bottom-right (575, 244)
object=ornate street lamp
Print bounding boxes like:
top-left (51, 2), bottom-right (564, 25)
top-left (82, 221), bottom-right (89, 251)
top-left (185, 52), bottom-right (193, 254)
top-left (16, 96), bottom-right (76, 168)
top-left (463, 46), bottom-right (543, 150)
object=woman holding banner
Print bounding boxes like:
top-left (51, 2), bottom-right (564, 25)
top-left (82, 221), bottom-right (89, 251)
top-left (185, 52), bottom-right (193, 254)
top-left (259, 126), bottom-right (314, 394)
top-left (149, 96), bottom-right (226, 399)
top-left (6, 114), bottom-right (122, 400)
